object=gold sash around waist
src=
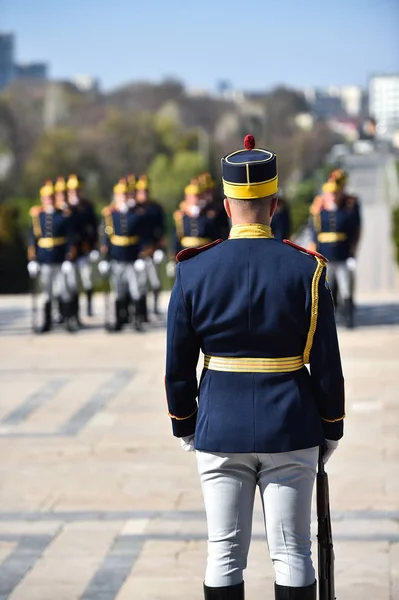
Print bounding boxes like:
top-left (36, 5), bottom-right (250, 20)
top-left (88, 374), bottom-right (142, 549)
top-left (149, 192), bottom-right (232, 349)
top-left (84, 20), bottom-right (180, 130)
top-left (317, 232), bottom-right (348, 243)
top-left (37, 237), bottom-right (67, 249)
top-left (110, 235), bottom-right (139, 247)
top-left (181, 236), bottom-right (213, 248)
top-left (204, 355), bottom-right (304, 373)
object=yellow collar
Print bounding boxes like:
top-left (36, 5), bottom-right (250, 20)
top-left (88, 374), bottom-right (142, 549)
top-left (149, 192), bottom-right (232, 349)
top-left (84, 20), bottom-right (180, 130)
top-left (229, 223), bottom-right (274, 239)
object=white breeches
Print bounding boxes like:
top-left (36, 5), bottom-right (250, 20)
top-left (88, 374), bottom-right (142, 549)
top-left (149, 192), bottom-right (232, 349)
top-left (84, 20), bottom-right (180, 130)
top-left (196, 447), bottom-right (318, 588)
top-left (110, 261), bottom-right (142, 301)
top-left (327, 262), bottom-right (351, 300)
top-left (39, 265), bottom-right (71, 303)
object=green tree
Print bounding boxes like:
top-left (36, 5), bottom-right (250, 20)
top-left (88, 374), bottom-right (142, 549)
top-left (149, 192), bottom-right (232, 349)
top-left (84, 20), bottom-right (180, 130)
top-left (148, 150), bottom-right (207, 212)
top-left (23, 127), bottom-right (81, 196)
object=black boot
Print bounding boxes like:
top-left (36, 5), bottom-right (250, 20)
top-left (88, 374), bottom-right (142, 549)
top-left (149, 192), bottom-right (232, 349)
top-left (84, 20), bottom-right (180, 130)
top-left (107, 300), bottom-right (124, 332)
top-left (142, 294), bottom-right (149, 323)
top-left (134, 298), bottom-right (145, 332)
top-left (153, 289), bottom-right (161, 316)
top-left (86, 289), bottom-right (93, 317)
top-left (344, 297), bottom-right (354, 329)
top-left (36, 301), bottom-right (52, 333)
top-left (73, 294), bottom-right (84, 328)
top-left (204, 582), bottom-right (244, 599)
top-left (275, 581), bottom-right (316, 599)
top-left (55, 297), bottom-right (64, 324)
top-left (63, 301), bottom-right (77, 333)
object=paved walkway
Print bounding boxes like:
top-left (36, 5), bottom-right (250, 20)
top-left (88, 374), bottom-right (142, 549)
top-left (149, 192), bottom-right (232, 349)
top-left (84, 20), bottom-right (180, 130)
top-left (0, 288), bottom-right (398, 600)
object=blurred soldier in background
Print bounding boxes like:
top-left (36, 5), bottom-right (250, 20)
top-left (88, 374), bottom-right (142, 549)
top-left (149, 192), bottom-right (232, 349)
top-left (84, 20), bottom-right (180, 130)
top-left (172, 179), bottom-right (222, 257)
top-left (271, 194), bottom-right (292, 241)
top-left (27, 181), bottom-right (76, 333)
top-left (135, 174), bottom-right (166, 319)
top-left (200, 172), bottom-right (230, 241)
top-left (328, 169), bottom-right (361, 299)
top-left (310, 181), bottom-right (360, 328)
top-left (66, 174), bottom-right (99, 320)
top-left (99, 179), bottom-right (146, 331)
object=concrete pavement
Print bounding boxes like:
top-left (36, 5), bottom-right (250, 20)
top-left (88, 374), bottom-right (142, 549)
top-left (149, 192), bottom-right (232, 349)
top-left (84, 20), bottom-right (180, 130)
top-left (0, 287), bottom-right (398, 600)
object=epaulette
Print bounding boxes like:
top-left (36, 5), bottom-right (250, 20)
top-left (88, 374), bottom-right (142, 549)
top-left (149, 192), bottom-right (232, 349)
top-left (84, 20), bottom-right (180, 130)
top-left (309, 195), bottom-right (324, 215)
top-left (29, 206), bottom-right (42, 217)
top-left (173, 209), bottom-right (182, 222)
top-left (102, 206), bottom-right (113, 216)
top-left (176, 239), bottom-right (223, 263)
top-left (283, 240), bottom-right (328, 263)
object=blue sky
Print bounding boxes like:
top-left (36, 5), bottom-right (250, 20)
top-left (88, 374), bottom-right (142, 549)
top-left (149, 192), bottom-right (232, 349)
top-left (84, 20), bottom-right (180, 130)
top-left (2, 0), bottom-right (398, 91)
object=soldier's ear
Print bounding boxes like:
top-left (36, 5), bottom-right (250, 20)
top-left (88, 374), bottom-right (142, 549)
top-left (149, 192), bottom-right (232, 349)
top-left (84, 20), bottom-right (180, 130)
top-left (269, 196), bottom-right (278, 219)
top-left (223, 198), bottom-right (232, 218)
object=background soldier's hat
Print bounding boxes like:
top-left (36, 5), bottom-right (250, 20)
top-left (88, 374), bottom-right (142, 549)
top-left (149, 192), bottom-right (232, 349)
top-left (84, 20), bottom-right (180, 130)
top-left (136, 174), bottom-right (149, 191)
top-left (113, 178), bottom-right (128, 195)
top-left (66, 174), bottom-right (80, 190)
top-left (127, 174), bottom-right (136, 192)
top-left (54, 176), bottom-right (66, 193)
top-left (185, 180), bottom-right (200, 196)
top-left (40, 180), bottom-right (54, 197)
top-left (328, 168), bottom-right (347, 189)
top-left (221, 135), bottom-right (278, 200)
top-left (322, 181), bottom-right (338, 193)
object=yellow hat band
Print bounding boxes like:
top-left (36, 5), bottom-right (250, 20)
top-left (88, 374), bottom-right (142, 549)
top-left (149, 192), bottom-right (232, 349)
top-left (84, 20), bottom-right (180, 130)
top-left (223, 176), bottom-right (278, 200)
top-left (136, 181), bottom-right (148, 191)
top-left (40, 185), bottom-right (54, 197)
top-left (114, 183), bottom-right (127, 194)
top-left (185, 184), bottom-right (200, 196)
top-left (322, 182), bottom-right (338, 193)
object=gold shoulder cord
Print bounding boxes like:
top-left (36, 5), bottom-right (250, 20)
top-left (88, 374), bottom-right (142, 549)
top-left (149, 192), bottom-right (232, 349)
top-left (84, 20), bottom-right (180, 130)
top-left (173, 211), bottom-right (184, 240)
top-left (303, 257), bottom-right (326, 364)
top-left (104, 212), bottom-right (114, 236)
top-left (31, 214), bottom-right (42, 239)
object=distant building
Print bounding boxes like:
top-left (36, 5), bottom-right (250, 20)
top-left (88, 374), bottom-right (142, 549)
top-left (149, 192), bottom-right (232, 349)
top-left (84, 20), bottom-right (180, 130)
top-left (14, 62), bottom-right (48, 80)
top-left (0, 32), bottom-right (15, 89)
top-left (72, 74), bottom-right (99, 92)
top-left (369, 74), bottom-right (399, 137)
top-left (304, 85), bottom-right (365, 119)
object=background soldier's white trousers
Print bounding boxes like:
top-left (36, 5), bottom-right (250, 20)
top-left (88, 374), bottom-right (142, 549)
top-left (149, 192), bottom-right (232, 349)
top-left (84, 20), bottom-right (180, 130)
top-left (327, 262), bottom-right (351, 300)
top-left (144, 257), bottom-right (161, 291)
top-left (40, 265), bottom-right (72, 303)
top-left (76, 256), bottom-right (95, 291)
top-left (196, 447), bottom-right (318, 588)
top-left (110, 261), bottom-right (141, 301)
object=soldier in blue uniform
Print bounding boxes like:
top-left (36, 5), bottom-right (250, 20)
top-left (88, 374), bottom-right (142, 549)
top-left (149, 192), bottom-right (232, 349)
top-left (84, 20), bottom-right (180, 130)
top-left (135, 174), bottom-right (166, 319)
top-left (27, 181), bottom-right (76, 333)
top-left (165, 135), bottom-right (345, 600)
top-left (99, 179), bottom-right (145, 331)
top-left (199, 172), bottom-right (230, 241)
top-left (172, 180), bottom-right (222, 257)
top-left (66, 174), bottom-right (99, 320)
top-left (271, 194), bottom-right (291, 241)
top-left (310, 180), bottom-right (360, 328)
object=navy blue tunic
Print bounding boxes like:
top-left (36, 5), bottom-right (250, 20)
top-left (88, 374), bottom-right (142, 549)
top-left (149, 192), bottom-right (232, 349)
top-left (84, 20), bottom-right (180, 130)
top-left (165, 226), bottom-right (345, 453)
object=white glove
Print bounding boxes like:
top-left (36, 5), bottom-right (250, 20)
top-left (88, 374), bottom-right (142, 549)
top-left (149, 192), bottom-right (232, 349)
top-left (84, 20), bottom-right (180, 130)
top-left (89, 249), bottom-right (100, 263)
top-left (27, 261), bottom-right (40, 278)
top-left (134, 258), bottom-right (146, 272)
top-left (98, 260), bottom-right (110, 277)
top-left (346, 257), bottom-right (356, 271)
top-left (153, 249), bottom-right (165, 265)
top-left (322, 439), bottom-right (339, 464)
top-left (166, 260), bottom-right (176, 278)
top-left (180, 435), bottom-right (195, 452)
top-left (61, 260), bottom-right (74, 274)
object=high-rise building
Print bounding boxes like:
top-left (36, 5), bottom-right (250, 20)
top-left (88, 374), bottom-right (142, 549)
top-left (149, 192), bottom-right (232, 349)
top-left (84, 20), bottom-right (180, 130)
top-left (15, 62), bottom-right (48, 80)
top-left (369, 75), bottom-right (399, 136)
top-left (0, 33), bottom-right (15, 90)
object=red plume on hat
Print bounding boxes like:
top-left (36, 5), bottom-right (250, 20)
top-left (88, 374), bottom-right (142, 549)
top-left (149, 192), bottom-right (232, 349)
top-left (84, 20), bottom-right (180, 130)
top-left (244, 134), bottom-right (255, 150)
